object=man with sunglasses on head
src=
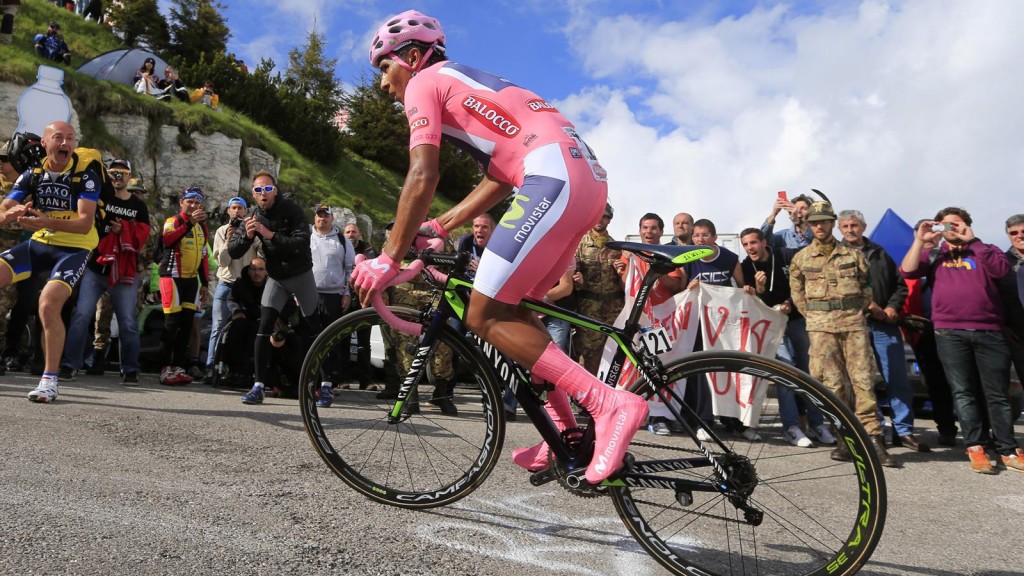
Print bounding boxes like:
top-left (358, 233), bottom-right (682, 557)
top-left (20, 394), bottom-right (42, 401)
top-left (59, 158), bottom-right (150, 384)
top-left (157, 185), bottom-right (210, 385)
top-left (229, 171), bottom-right (320, 405)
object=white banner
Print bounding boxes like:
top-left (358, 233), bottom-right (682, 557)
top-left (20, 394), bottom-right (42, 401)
top-left (597, 259), bottom-right (787, 425)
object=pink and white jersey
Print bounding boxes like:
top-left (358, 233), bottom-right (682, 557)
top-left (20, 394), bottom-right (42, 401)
top-left (404, 62), bottom-right (594, 187)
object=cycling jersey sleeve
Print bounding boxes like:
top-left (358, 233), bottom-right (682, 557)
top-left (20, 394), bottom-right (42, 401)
top-left (6, 170), bottom-right (35, 203)
top-left (404, 74), bottom-right (444, 150)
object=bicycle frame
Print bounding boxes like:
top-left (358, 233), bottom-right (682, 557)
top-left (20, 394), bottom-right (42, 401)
top-left (388, 247), bottom-right (725, 486)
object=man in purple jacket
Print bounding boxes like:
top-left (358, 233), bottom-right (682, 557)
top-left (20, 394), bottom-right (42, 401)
top-left (901, 207), bottom-right (1023, 474)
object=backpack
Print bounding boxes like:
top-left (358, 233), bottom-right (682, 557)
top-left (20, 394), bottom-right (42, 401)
top-left (22, 147), bottom-right (116, 231)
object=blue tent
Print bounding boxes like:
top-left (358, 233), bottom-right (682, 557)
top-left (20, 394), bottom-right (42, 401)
top-left (869, 208), bottom-right (914, 261)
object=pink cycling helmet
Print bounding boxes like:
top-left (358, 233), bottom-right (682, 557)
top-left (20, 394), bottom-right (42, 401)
top-left (368, 10), bottom-right (446, 70)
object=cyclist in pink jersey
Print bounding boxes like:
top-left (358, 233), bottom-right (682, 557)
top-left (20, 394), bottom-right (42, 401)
top-left (353, 10), bottom-right (647, 484)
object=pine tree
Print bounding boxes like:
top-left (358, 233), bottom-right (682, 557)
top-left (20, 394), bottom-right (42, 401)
top-left (106, 0), bottom-right (170, 51)
top-left (166, 0), bottom-right (230, 62)
top-left (277, 25), bottom-right (344, 162)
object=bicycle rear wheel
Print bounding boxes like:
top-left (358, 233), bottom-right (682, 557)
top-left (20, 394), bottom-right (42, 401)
top-left (610, 351), bottom-right (886, 576)
top-left (299, 306), bottom-right (506, 510)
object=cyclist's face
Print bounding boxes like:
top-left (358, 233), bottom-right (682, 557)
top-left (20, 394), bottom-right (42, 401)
top-left (378, 57), bottom-right (413, 104)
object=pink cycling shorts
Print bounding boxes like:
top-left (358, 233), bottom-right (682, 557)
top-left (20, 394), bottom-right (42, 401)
top-left (473, 142), bottom-right (607, 304)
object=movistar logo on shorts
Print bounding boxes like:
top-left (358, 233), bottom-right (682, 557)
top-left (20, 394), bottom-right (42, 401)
top-left (511, 197), bottom-right (553, 244)
top-left (499, 194), bottom-right (529, 229)
top-left (463, 95), bottom-right (520, 138)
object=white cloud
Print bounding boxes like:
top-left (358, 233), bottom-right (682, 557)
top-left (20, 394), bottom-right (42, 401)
top-left (560, 0), bottom-right (1024, 247)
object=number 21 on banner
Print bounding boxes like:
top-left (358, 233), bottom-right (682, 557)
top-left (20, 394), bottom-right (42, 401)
top-left (638, 324), bottom-right (673, 356)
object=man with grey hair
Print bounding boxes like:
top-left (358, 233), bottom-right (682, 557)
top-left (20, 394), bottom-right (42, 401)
top-left (839, 209), bottom-right (927, 452)
top-left (1002, 214), bottom-right (1024, 387)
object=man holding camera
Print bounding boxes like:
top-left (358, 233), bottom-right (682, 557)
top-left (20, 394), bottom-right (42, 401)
top-left (901, 208), bottom-right (1023, 474)
top-left (190, 80), bottom-right (219, 110)
top-left (761, 192), bottom-right (814, 250)
top-left (59, 158), bottom-right (150, 384)
top-left (206, 196), bottom-right (261, 380)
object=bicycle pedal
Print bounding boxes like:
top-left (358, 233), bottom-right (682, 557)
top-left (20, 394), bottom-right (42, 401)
top-left (529, 468), bottom-right (555, 486)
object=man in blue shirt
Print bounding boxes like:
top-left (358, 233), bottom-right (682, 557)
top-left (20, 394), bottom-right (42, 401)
top-left (760, 193), bottom-right (814, 250)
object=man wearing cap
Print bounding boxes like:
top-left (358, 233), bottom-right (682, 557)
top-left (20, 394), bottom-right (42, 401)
top-left (572, 203), bottom-right (625, 375)
top-left (58, 159), bottom-right (149, 383)
top-left (309, 203), bottom-right (354, 407)
top-left (33, 21), bottom-right (71, 65)
top-left (789, 201), bottom-right (896, 467)
top-left (206, 195), bottom-right (261, 380)
top-left (157, 185), bottom-right (210, 385)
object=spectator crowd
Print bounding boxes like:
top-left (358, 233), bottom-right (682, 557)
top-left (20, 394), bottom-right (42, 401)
top-left (2, 121), bottom-right (1022, 475)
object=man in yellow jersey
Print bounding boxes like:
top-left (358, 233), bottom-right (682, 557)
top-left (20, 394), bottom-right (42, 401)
top-left (0, 121), bottom-right (101, 403)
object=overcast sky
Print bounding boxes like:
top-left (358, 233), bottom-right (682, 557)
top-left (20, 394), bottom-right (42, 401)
top-left (207, 0), bottom-right (1021, 250)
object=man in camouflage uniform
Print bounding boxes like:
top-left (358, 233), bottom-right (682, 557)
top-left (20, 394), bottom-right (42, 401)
top-left (376, 225), bottom-right (456, 415)
top-left (789, 201), bottom-right (896, 467)
top-left (572, 203), bottom-right (624, 374)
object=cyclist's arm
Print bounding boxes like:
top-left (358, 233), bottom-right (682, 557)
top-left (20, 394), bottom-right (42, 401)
top-left (383, 144), bottom-right (442, 261)
top-left (434, 171), bottom-right (513, 234)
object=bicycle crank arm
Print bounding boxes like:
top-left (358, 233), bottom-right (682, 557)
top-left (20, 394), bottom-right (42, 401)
top-left (528, 468), bottom-right (555, 486)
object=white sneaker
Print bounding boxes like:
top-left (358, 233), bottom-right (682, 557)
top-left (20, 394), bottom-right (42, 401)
top-left (28, 379), bottom-right (59, 403)
top-left (784, 425), bottom-right (813, 448)
top-left (808, 424), bottom-right (837, 445)
top-left (696, 428), bottom-right (712, 442)
top-left (742, 427), bottom-right (762, 442)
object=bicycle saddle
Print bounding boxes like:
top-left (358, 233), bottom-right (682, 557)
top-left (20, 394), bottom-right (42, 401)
top-left (607, 241), bottom-right (714, 266)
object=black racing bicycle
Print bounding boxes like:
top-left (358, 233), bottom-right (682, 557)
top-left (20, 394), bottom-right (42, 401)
top-left (299, 241), bottom-right (886, 576)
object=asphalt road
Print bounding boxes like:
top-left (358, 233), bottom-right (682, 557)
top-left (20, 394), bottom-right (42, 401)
top-left (1, 371), bottom-right (1022, 576)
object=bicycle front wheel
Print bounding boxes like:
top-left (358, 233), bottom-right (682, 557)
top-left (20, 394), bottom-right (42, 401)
top-left (610, 351), bottom-right (886, 576)
top-left (299, 306), bottom-right (506, 510)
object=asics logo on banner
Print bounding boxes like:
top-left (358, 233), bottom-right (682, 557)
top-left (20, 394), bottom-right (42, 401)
top-left (526, 98), bottom-right (556, 112)
top-left (410, 116), bottom-right (429, 132)
top-left (499, 194), bottom-right (529, 229)
top-left (463, 95), bottom-right (520, 137)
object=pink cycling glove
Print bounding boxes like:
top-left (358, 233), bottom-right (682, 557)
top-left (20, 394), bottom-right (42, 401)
top-left (351, 253), bottom-right (399, 295)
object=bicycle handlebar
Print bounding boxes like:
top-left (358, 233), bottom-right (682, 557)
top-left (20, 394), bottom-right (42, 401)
top-left (354, 237), bottom-right (447, 337)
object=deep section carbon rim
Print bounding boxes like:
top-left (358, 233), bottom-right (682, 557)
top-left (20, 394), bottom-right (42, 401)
top-left (611, 351), bottom-right (886, 576)
top-left (299, 306), bottom-right (505, 509)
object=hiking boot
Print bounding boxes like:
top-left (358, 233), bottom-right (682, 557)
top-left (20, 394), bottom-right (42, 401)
top-left (57, 366), bottom-right (77, 382)
top-left (316, 384), bottom-right (333, 409)
top-left (122, 372), bottom-right (139, 386)
top-left (784, 425), bottom-right (813, 448)
top-left (1000, 448), bottom-right (1024, 473)
top-left (86, 349), bottom-right (106, 375)
top-left (871, 435), bottom-right (897, 468)
top-left (647, 417), bottom-right (671, 436)
top-left (831, 440), bottom-right (852, 462)
top-left (806, 423), bottom-right (837, 445)
top-left (242, 384), bottom-right (265, 405)
top-left (28, 378), bottom-right (59, 403)
top-left (428, 380), bottom-right (458, 416)
top-left (966, 445), bottom-right (996, 474)
top-left (186, 365), bottom-right (205, 383)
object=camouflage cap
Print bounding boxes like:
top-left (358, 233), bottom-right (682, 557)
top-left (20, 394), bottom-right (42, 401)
top-left (806, 201), bottom-right (837, 222)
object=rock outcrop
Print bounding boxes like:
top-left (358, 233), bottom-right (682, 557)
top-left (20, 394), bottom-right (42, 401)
top-left (2, 81), bottom-right (279, 213)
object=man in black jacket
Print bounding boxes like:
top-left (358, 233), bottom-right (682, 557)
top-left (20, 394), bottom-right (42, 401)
top-left (839, 209), bottom-right (928, 452)
top-left (228, 171), bottom-right (321, 405)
